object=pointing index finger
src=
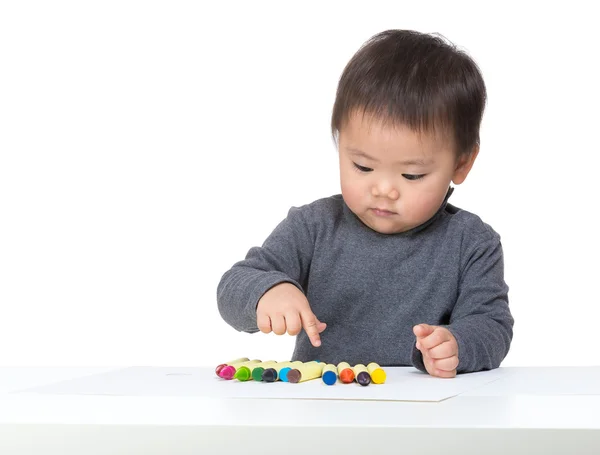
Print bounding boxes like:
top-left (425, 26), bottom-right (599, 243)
top-left (300, 310), bottom-right (322, 347)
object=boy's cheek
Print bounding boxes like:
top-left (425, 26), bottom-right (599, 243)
top-left (340, 179), bottom-right (364, 210)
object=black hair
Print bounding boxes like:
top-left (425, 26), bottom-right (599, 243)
top-left (331, 30), bottom-right (487, 156)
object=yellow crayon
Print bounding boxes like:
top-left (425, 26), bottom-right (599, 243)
top-left (322, 363), bottom-right (338, 385)
top-left (232, 359), bottom-right (261, 368)
top-left (337, 361), bottom-right (355, 383)
top-left (250, 360), bottom-right (278, 371)
top-left (221, 357), bottom-right (249, 365)
top-left (274, 361), bottom-right (302, 373)
top-left (352, 364), bottom-right (371, 386)
top-left (287, 361), bottom-right (324, 383)
top-left (367, 362), bottom-right (387, 384)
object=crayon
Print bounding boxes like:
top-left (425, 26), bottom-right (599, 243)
top-left (287, 361), bottom-right (324, 383)
top-left (367, 362), bottom-right (386, 384)
top-left (220, 359), bottom-right (261, 380)
top-left (279, 361), bottom-right (303, 382)
top-left (215, 357), bottom-right (249, 377)
top-left (262, 361), bottom-right (297, 382)
top-left (352, 364), bottom-right (371, 386)
top-left (337, 362), bottom-right (355, 383)
top-left (321, 364), bottom-right (338, 385)
top-left (233, 360), bottom-right (273, 382)
top-left (217, 358), bottom-right (251, 378)
top-left (234, 360), bottom-right (277, 382)
top-left (251, 361), bottom-right (281, 382)
top-left (233, 367), bottom-right (252, 382)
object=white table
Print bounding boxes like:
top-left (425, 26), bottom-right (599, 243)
top-left (1, 366), bottom-right (599, 454)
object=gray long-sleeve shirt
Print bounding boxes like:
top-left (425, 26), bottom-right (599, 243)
top-left (217, 190), bottom-right (514, 373)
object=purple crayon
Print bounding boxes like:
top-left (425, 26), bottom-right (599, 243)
top-left (352, 364), bottom-right (371, 386)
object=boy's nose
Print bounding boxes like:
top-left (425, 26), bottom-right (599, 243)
top-left (371, 182), bottom-right (399, 200)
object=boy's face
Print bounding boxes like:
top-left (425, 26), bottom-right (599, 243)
top-left (338, 112), bottom-right (477, 235)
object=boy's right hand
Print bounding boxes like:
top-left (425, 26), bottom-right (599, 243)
top-left (256, 282), bottom-right (326, 347)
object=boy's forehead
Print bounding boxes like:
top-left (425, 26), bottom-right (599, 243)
top-left (339, 111), bottom-right (453, 156)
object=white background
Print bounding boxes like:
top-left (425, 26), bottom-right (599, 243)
top-left (1, 1), bottom-right (598, 368)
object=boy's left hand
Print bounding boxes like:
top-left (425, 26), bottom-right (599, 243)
top-left (413, 324), bottom-right (459, 378)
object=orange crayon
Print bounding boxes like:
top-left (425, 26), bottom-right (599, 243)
top-left (337, 361), bottom-right (355, 383)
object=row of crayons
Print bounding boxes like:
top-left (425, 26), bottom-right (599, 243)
top-left (215, 357), bottom-right (386, 386)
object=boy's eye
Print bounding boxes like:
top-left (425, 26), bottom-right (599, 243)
top-left (353, 163), bottom-right (373, 172)
top-left (402, 174), bottom-right (425, 181)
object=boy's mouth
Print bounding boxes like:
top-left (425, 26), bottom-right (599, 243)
top-left (371, 208), bottom-right (396, 217)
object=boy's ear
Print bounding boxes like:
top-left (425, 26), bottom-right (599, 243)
top-left (452, 146), bottom-right (479, 185)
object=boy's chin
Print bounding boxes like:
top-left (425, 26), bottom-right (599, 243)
top-left (372, 225), bottom-right (409, 235)
top-left (361, 215), bottom-right (411, 235)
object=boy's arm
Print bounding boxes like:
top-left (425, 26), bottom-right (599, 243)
top-left (412, 233), bottom-right (514, 373)
top-left (217, 207), bottom-right (314, 333)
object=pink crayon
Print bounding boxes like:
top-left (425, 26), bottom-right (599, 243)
top-left (215, 357), bottom-right (249, 377)
top-left (219, 359), bottom-right (261, 380)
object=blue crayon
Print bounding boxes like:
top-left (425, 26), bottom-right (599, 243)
top-left (279, 367), bottom-right (292, 382)
top-left (321, 363), bottom-right (338, 385)
top-left (279, 361), bottom-right (303, 382)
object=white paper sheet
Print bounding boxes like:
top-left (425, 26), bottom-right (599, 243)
top-left (15, 366), bottom-right (509, 402)
top-left (460, 366), bottom-right (600, 396)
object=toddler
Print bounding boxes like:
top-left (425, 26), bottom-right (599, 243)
top-left (217, 30), bottom-right (514, 378)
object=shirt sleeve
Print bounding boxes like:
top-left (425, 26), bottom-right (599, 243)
top-left (216, 206), bottom-right (315, 333)
top-left (412, 232), bottom-right (514, 373)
